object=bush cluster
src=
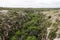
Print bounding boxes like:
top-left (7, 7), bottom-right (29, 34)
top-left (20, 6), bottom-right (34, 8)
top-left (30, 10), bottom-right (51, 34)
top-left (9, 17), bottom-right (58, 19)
top-left (0, 9), bottom-right (54, 40)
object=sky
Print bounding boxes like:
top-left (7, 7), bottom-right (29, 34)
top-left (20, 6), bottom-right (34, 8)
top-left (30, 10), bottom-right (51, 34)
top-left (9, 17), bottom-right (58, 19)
top-left (0, 0), bottom-right (60, 8)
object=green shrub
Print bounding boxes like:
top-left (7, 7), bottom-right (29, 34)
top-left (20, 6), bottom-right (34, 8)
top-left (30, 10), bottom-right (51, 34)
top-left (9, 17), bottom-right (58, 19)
top-left (26, 36), bottom-right (37, 40)
top-left (0, 9), bottom-right (53, 40)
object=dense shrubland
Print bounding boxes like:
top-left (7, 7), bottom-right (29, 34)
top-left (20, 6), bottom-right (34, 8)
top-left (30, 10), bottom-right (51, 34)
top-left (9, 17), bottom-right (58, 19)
top-left (0, 9), bottom-right (59, 40)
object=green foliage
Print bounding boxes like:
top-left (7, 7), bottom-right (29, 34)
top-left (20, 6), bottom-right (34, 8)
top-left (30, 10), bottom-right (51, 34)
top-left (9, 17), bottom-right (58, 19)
top-left (16, 31), bottom-right (21, 36)
top-left (26, 36), bottom-right (37, 40)
top-left (49, 31), bottom-right (56, 40)
top-left (0, 9), bottom-right (55, 40)
top-left (10, 36), bottom-right (18, 40)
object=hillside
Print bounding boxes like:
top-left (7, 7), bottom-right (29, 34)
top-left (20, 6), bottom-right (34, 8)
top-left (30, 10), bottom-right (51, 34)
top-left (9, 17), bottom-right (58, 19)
top-left (0, 8), bottom-right (60, 40)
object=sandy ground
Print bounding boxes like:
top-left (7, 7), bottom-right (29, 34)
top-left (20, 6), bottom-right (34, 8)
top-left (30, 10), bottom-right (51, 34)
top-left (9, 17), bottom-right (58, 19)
top-left (42, 10), bottom-right (60, 40)
top-left (54, 38), bottom-right (60, 40)
top-left (0, 10), bottom-right (8, 15)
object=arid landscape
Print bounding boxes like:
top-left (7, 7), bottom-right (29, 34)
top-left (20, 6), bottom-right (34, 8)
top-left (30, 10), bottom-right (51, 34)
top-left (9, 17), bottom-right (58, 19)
top-left (0, 8), bottom-right (60, 40)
